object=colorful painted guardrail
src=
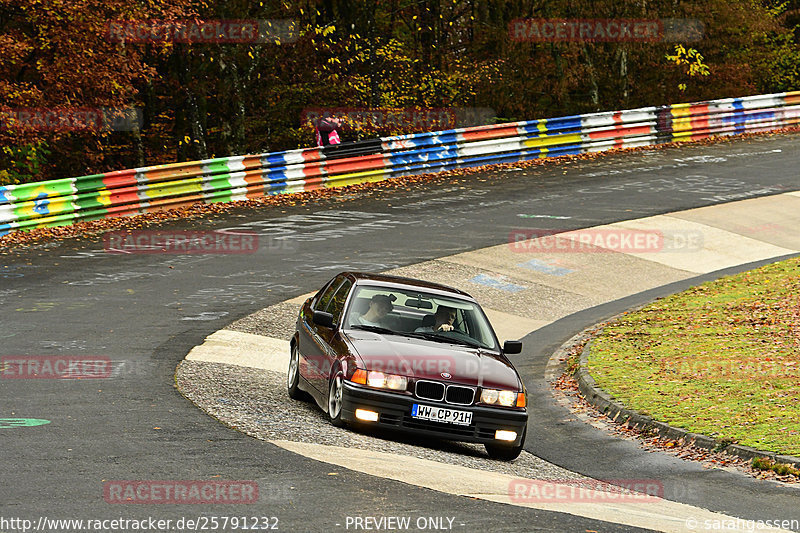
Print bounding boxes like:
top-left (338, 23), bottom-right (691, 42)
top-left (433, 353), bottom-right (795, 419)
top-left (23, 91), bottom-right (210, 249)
top-left (2, 91), bottom-right (799, 236)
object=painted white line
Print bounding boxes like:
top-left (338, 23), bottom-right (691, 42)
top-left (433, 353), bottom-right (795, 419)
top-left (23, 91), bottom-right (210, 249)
top-left (669, 194), bottom-right (800, 251)
top-left (186, 330), bottom-right (288, 373)
top-left (270, 440), bottom-right (792, 533)
top-left (483, 308), bottom-right (549, 342)
top-left (585, 215), bottom-right (796, 273)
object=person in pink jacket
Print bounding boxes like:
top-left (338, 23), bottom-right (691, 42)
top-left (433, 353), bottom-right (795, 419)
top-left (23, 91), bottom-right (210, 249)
top-left (315, 116), bottom-right (343, 146)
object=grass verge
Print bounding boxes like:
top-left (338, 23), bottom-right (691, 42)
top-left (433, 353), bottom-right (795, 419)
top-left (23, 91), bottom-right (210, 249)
top-left (752, 456), bottom-right (800, 477)
top-left (587, 255), bottom-right (800, 456)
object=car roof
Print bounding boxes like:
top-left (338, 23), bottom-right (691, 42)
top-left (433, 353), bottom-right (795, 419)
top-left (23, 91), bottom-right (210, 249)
top-left (343, 271), bottom-right (475, 300)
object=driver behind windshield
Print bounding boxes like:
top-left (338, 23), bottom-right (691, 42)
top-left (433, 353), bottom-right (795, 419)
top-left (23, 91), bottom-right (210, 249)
top-left (355, 294), bottom-right (393, 327)
top-left (415, 305), bottom-right (456, 333)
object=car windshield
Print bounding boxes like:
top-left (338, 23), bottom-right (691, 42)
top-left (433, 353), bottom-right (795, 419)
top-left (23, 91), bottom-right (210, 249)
top-left (343, 285), bottom-right (499, 351)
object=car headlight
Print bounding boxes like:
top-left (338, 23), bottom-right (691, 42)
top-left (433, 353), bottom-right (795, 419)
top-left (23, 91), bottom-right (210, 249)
top-left (498, 390), bottom-right (517, 407)
top-left (385, 373), bottom-right (407, 390)
top-left (480, 388), bottom-right (499, 404)
top-left (365, 371), bottom-right (407, 391)
top-left (481, 388), bottom-right (519, 407)
top-left (367, 371), bottom-right (385, 388)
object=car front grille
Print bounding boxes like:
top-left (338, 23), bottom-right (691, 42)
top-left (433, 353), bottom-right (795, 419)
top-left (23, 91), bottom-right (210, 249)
top-left (415, 380), bottom-right (445, 401)
top-left (414, 380), bottom-right (475, 406)
top-left (445, 385), bottom-right (475, 406)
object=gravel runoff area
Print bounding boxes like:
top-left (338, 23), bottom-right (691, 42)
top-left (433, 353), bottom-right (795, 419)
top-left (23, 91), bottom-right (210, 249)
top-left (176, 360), bottom-right (584, 482)
top-left (226, 300), bottom-right (299, 339)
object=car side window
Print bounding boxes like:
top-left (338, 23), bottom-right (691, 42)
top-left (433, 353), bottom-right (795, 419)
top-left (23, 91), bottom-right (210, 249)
top-left (314, 277), bottom-right (343, 312)
top-left (325, 279), bottom-right (353, 323)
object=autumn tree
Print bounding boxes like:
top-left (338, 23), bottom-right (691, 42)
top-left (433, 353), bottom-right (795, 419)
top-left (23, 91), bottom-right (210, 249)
top-left (0, 0), bottom-right (194, 183)
top-left (2, 0), bottom-right (798, 182)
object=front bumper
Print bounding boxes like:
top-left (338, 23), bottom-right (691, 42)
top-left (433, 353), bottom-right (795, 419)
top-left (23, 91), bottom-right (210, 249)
top-left (340, 381), bottom-right (528, 446)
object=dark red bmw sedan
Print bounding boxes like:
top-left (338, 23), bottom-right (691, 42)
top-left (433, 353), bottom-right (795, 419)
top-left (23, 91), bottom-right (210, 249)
top-left (289, 271), bottom-right (528, 460)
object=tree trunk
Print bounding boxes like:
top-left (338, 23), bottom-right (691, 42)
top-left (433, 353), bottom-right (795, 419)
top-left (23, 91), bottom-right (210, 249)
top-left (581, 46), bottom-right (600, 110)
top-left (178, 45), bottom-right (208, 161)
top-left (226, 54), bottom-right (247, 156)
top-left (618, 46), bottom-right (629, 107)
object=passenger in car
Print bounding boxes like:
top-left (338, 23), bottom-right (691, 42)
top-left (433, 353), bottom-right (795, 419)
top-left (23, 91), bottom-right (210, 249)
top-left (415, 306), bottom-right (457, 332)
top-left (355, 294), bottom-right (394, 327)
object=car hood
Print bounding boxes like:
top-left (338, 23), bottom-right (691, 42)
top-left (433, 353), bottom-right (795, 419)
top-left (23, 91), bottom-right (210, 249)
top-left (344, 330), bottom-right (521, 390)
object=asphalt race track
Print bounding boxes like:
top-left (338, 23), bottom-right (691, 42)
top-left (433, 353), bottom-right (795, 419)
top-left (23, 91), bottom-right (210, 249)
top-left (2, 134), bottom-right (799, 532)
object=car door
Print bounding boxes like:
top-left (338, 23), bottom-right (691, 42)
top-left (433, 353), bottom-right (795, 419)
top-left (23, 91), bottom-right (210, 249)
top-left (308, 277), bottom-right (353, 394)
top-left (298, 276), bottom-right (341, 397)
top-left (298, 275), bottom-right (352, 395)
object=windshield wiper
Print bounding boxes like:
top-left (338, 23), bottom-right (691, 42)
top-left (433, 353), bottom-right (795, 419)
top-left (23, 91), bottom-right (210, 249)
top-left (350, 327), bottom-right (490, 350)
top-left (349, 324), bottom-right (397, 335)
top-left (409, 331), bottom-right (487, 350)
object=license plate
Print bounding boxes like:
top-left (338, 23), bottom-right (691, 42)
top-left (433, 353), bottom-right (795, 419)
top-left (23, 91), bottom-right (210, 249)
top-left (411, 404), bottom-right (472, 426)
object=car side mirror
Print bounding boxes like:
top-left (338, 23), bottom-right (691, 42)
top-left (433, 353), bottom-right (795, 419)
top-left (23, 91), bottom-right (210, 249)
top-left (503, 340), bottom-right (522, 354)
top-left (313, 310), bottom-right (335, 329)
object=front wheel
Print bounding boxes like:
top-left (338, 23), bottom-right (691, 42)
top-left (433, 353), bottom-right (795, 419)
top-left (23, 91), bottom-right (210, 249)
top-left (287, 344), bottom-right (310, 401)
top-left (327, 372), bottom-right (346, 427)
top-left (485, 427), bottom-right (526, 461)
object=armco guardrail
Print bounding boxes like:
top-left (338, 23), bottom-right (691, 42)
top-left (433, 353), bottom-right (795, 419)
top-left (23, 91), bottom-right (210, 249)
top-left (2, 91), bottom-right (799, 236)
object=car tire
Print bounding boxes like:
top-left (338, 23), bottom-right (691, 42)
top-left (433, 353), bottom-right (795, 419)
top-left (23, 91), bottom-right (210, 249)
top-left (485, 427), bottom-right (526, 461)
top-left (287, 344), bottom-right (310, 401)
top-left (327, 372), bottom-right (346, 427)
